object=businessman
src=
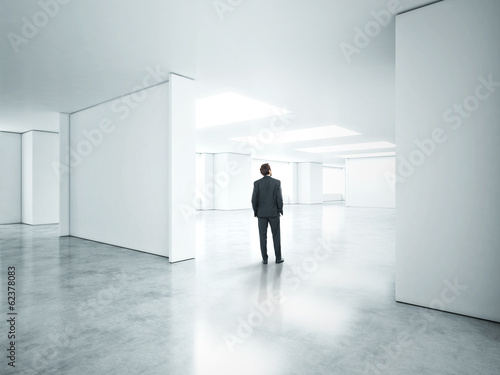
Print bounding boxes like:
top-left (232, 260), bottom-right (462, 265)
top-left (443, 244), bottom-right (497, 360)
top-left (251, 163), bottom-right (284, 265)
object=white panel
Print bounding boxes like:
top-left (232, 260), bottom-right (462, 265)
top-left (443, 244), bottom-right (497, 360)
top-left (297, 163), bottom-right (310, 204)
top-left (310, 163), bottom-right (323, 203)
top-left (297, 162), bottom-right (323, 204)
top-left (213, 153), bottom-right (251, 210)
top-left (323, 167), bottom-right (345, 201)
top-left (70, 83), bottom-right (169, 257)
top-left (32, 132), bottom-right (59, 224)
top-left (229, 154), bottom-right (251, 209)
top-left (195, 153), bottom-right (205, 210)
top-left (396, 0), bottom-right (500, 322)
top-left (168, 73), bottom-right (196, 263)
top-left (346, 157), bottom-right (395, 208)
top-left (22, 132), bottom-right (33, 224)
top-left (290, 162), bottom-right (298, 204)
top-left (203, 153), bottom-right (214, 210)
top-left (195, 153), bottom-right (214, 210)
top-left (0, 132), bottom-right (21, 224)
top-left (213, 154), bottom-right (229, 210)
top-left (59, 114), bottom-right (70, 235)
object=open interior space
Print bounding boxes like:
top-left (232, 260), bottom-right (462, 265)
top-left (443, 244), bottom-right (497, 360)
top-left (1, 0), bottom-right (499, 374)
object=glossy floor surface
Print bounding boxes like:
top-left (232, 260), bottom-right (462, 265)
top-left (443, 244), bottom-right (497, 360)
top-left (1, 203), bottom-right (499, 375)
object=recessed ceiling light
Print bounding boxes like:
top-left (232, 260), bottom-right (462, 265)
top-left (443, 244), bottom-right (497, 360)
top-left (296, 141), bottom-right (395, 153)
top-left (230, 125), bottom-right (360, 144)
top-left (196, 92), bottom-right (290, 128)
top-left (338, 151), bottom-right (396, 158)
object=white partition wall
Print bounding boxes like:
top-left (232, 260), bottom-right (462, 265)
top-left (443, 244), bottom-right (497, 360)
top-left (68, 83), bottom-right (171, 257)
top-left (65, 76), bottom-right (196, 262)
top-left (22, 131), bottom-right (59, 225)
top-left (297, 162), bottom-right (323, 204)
top-left (0, 132), bottom-right (21, 224)
top-left (168, 73), bottom-right (196, 263)
top-left (213, 153), bottom-right (251, 210)
top-left (195, 153), bottom-right (214, 210)
top-left (396, 0), bottom-right (500, 322)
top-left (345, 157), bottom-right (395, 208)
top-left (323, 167), bottom-right (345, 202)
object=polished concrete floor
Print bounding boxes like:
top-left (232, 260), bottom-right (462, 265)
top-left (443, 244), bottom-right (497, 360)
top-left (1, 203), bottom-right (499, 375)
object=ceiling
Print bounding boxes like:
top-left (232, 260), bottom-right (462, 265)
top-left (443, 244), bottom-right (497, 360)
top-left (0, 0), bottom-right (436, 165)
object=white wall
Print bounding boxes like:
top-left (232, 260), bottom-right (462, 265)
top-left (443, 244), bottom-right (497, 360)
top-left (396, 0), bottom-right (500, 322)
top-left (0, 132), bottom-right (21, 224)
top-left (196, 153), bottom-right (214, 210)
top-left (346, 157), bottom-right (395, 208)
top-left (297, 162), bottom-right (323, 204)
top-left (323, 167), bottom-right (345, 201)
top-left (21, 131), bottom-right (59, 225)
top-left (213, 153), bottom-right (251, 210)
top-left (290, 162), bottom-right (298, 204)
top-left (33, 132), bottom-right (59, 224)
top-left (69, 83), bottom-right (170, 256)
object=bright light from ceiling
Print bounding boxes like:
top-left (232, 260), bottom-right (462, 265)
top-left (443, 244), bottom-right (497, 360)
top-left (230, 125), bottom-right (360, 144)
top-left (338, 151), bottom-right (396, 159)
top-left (296, 141), bottom-right (395, 153)
top-left (196, 92), bottom-right (291, 128)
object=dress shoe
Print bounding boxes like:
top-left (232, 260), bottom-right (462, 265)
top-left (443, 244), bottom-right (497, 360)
top-left (276, 258), bottom-right (284, 264)
top-left (262, 260), bottom-right (268, 264)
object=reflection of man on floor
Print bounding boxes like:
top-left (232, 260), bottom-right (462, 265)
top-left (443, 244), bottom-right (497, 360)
top-left (251, 163), bottom-right (284, 265)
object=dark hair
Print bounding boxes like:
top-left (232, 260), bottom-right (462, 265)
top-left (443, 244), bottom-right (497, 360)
top-left (260, 163), bottom-right (271, 176)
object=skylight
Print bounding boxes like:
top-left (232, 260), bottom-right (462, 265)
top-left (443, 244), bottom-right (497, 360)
top-left (196, 92), bottom-right (291, 128)
top-left (296, 141), bottom-right (395, 153)
top-left (230, 125), bottom-right (360, 144)
top-left (338, 151), bottom-right (396, 158)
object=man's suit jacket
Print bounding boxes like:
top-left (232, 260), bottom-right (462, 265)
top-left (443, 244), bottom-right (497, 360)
top-left (251, 176), bottom-right (283, 218)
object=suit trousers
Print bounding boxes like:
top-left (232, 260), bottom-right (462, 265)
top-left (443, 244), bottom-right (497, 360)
top-left (258, 216), bottom-right (281, 261)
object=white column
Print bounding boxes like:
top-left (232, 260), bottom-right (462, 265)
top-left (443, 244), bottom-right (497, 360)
top-left (0, 132), bottom-right (21, 224)
top-left (22, 131), bottom-right (59, 225)
top-left (22, 132), bottom-right (34, 224)
top-left (59, 114), bottom-right (70, 235)
top-left (297, 162), bottom-right (323, 204)
top-left (168, 73), bottom-right (196, 263)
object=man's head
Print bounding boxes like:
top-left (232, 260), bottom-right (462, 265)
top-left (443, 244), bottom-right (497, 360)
top-left (260, 163), bottom-right (272, 176)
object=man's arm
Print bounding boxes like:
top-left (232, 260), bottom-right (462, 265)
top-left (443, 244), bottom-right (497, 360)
top-left (277, 181), bottom-right (283, 216)
top-left (251, 182), bottom-right (258, 217)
